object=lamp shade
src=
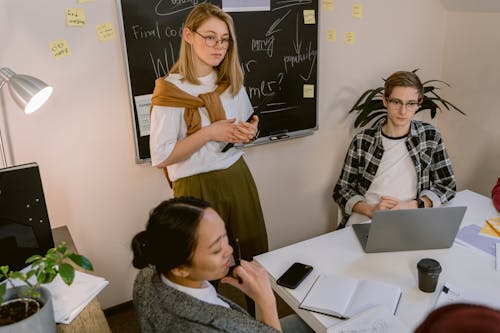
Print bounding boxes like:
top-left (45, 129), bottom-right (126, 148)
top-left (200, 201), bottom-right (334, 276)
top-left (0, 67), bottom-right (53, 114)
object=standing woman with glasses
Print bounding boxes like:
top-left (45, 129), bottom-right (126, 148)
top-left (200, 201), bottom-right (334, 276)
top-left (333, 70), bottom-right (456, 228)
top-left (149, 2), bottom-right (268, 293)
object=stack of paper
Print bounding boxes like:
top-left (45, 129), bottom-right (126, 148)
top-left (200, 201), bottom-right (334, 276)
top-left (455, 224), bottom-right (497, 257)
top-left (327, 305), bottom-right (409, 333)
top-left (45, 270), bottom-right (109, 324)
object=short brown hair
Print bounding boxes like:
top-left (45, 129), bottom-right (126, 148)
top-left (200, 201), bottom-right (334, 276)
top-left (384, 71), bottom-right (424, 101)
top-left (170, 3), bottom-right (243, 96)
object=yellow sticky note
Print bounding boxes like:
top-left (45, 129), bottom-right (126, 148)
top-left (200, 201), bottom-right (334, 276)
top-left (303, 10), bottom-right (316, 24)
top-left (326, 29), bottom-right (337, 42)
top-left (303, 84), bottom-right (314, 98)
top-left (66, 8), bottom-right (86, 27)
top-left (96, 23), bottom-right (116, 41)
top-left (480, 217), bottom-right (500, 238)
top-left (77, 0), bottom-right (95, 3)
top-left (344, 32), bottom-right (355, 45)
top-left (49, 39), bottom-right (71, 59)
top-left (323, 0), bottom-right (334, 11)
top-left (352, 4), bottom-right (363, 19)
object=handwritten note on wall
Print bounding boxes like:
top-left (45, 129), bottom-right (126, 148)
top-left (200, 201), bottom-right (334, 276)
top-left (352, 4), bottom-right (363, 19)
top-left (96, 23), bottom-right (116, 41)
top-left (49, 39), bottom-right (71, 59)
top-left (327, 29), bottom-right (337, 42)
top-left (66, 8), bottom-right (86, 27)
top-left (322, 0), bottom-right (334, 11)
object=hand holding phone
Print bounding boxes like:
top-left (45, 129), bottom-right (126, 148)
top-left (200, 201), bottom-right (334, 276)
top-left (276, 262), bottom-right (313, 289)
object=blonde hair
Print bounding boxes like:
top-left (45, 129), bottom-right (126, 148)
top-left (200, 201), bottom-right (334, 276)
top-left (170, 3), bottom-right (243, 96)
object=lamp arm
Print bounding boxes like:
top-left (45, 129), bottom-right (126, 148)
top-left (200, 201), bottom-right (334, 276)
top-left (0, 126), bottom-right (7, 167)
top-left (0, 85), bottom-right (10, 167)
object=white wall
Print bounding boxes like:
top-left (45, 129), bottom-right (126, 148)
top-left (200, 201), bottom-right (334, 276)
top-left (1, 0), bottom-right (449, 308)
top-left (439, 10), bottom-right (500, 196)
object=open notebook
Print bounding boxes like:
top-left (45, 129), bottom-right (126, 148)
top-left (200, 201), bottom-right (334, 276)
top-left (299, 274), bottom-right (402, 319)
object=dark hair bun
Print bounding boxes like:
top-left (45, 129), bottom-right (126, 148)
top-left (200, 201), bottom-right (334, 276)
top-left (131, 231), bottom-right (150, 269)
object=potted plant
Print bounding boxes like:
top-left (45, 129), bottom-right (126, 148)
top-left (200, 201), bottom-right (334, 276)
top-left (0, 242), bottom-right (93, 332)
top-left (348, 69), bottom-right (465, 128)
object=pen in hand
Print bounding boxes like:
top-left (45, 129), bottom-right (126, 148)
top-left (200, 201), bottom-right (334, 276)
top-left (229, 238), bottom-right (242, 283)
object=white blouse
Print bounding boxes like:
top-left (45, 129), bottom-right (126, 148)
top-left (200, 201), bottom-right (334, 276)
top-left (161, 275), bottom-right (230, 308)
top-left (149, 71), bottom-right (253, 182)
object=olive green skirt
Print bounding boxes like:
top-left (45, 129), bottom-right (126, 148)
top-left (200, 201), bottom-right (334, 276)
top-left (172, 157), bottom-right (268, 260)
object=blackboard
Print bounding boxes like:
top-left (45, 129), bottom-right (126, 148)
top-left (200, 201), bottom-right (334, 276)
top-left (118, 0), bottom-right (318, 162)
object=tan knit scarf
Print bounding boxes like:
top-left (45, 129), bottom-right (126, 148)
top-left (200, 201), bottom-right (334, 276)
top-left (150, 77), bottom-right (230, 135)
top-left (149, 76), bottom-right (230, 186)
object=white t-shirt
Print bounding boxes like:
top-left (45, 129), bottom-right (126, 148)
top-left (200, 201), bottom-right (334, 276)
top-left (149, 71), bottom-right (254, 182)
top-left (347, 135), bottom-right (418, 225)
top-left (161, 275), bottom-right (230, 308)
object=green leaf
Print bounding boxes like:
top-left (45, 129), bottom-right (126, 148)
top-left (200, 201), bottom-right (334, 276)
top-left (59, 263), bottom-right (76, 285)
top-left (0, 282), bottom-right (6, 301)
top-left (45, 252), bottom-right (59, 264)
top-left (37, 271), bottom-right (50, 284)
top-left (25, 255), bottom-right (43, 264)
top-left (56, 242), bottom-right (68, 255)
top-left (423, 86), bottom-right (436, 93)
top-left (358, 111), bottom-right (388, 128)
top-left (26, 270), bottom-right (37, 279)
top-left (422, 79), bottom-right (450, 87)
top-left (353, 99), bottom-right (385, 128)
top-left (10, 271), bottom-right (27, 281)
top-left (348, 87), bottom-right (383, 113)
top-left (0, 266), bottom-right (9, 275)
top-left (69, 254), bottom-right (93, 271)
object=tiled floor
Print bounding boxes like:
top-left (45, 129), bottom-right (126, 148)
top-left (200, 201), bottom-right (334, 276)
top-left (105, 283), bottom-right (294, 333)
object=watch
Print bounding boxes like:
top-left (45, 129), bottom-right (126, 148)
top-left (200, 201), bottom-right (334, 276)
top-left (416, 198), bottom-right (425, 208)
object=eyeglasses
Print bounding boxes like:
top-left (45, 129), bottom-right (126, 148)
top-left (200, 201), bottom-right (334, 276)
top-left (387, 98), bottom-right (420, 110)
top-left (193, 31), bottom-right (231, 49)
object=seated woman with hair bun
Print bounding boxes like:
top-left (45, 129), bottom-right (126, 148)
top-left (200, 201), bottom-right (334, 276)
top-left (131, 197), bottom-right (312, 333)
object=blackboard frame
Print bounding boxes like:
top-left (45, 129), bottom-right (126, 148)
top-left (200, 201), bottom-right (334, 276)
top-left (117, 0), bottom-right (318, 163)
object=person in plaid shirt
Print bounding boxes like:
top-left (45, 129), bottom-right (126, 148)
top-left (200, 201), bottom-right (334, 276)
top-left (333, 71), bottom-right (456, 228)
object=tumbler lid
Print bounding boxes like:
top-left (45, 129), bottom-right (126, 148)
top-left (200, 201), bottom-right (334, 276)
top-left (417, 258), bottom-right (442, 273)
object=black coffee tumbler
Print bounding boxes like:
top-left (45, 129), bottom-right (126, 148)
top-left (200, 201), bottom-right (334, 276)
top-left (417, 258), bottom-right (442, 292)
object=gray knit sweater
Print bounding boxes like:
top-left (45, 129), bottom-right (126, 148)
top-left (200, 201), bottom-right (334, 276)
top-left (133, 267), bottom-right (280, 333)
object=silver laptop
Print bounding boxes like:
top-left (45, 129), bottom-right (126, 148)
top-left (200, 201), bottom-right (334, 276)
top-left (352, 206), bottom-right (467, 253)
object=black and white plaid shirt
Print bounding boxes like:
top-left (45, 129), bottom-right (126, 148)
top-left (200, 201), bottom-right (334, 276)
top-left (333, 120), bottom-right (456, 228)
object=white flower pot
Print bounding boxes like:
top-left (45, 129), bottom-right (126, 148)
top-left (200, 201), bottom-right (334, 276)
top-left (0, 286), bottom-right (56, 333)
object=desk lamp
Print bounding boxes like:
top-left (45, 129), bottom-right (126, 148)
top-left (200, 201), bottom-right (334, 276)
top-left (0, 67), bottom-right (53, 167)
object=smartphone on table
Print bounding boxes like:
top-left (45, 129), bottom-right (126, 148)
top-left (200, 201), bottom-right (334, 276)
top-left (276, 262), bottom-right (313, 289)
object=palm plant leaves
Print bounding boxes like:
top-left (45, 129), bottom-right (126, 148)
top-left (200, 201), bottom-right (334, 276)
top-left (349, 72), bottom-right (465, 128)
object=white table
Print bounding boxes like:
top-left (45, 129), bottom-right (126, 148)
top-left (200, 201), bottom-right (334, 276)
top-left (255, 190), bottom-right (500, 332)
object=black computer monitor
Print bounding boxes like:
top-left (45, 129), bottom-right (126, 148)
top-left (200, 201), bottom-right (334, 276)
top-left (0, 163), bottom-right (54, 271)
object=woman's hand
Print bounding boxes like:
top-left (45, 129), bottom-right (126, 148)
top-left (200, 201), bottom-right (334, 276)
top-left (235, 115), bottom-right (259, 143)
top-left (203, 118), bottom-right (253, 143)
top-left (221, 260), bottom-right (275, 305)
top-left (221, 260), bottom-right (281, 331)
